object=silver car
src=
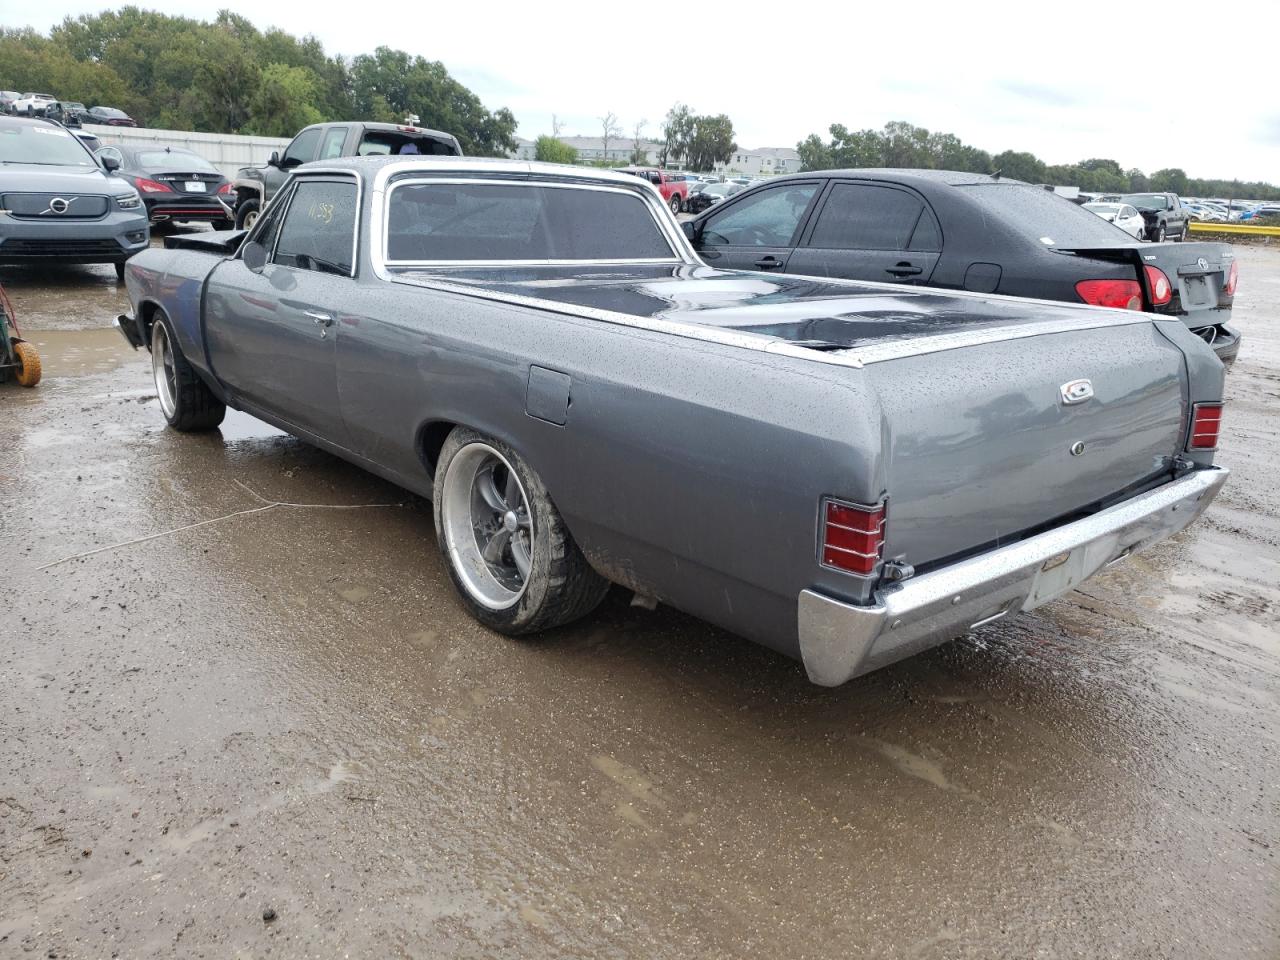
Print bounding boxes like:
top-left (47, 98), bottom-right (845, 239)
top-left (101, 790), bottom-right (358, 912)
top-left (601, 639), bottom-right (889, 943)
top-left (0, 115), bottom-right (148, 279)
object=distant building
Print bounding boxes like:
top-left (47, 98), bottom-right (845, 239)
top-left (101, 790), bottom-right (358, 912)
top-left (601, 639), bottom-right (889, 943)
top-left (714, 147), bottom-right (801, 177)
top-left (511, 137), bottom-right (537, 160)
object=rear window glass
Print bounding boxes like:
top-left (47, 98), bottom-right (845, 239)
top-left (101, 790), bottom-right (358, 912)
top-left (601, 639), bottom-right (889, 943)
top-left (960, 183), bottom-right (1131, 246)
top-left (358, 133), bottom-right (458, 157)
top-left (135, 150), bottom-right (217, 172)
top-left (385, 182), bottom-right (674, 262)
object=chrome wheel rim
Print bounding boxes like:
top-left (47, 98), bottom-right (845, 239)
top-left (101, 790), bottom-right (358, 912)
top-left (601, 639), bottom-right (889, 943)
top-left (671, 196), bottom-right (680, 214)
top-left (243, 208), bottom-right (259, 230)
top-left (151, 321), bottom-right (177, 419)
top-left (441, 442), bottom-right (533, 610)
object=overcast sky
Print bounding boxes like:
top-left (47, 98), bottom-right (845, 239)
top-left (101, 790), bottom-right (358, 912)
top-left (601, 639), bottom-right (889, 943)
top-left (5, 0), bottom-right (1278, 181)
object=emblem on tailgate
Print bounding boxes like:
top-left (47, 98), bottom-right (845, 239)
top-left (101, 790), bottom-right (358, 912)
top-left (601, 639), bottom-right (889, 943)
top-left (1197, 257), bottom-right (1208, 270)
top-left (1059, 379), bottom-right (1094, 406)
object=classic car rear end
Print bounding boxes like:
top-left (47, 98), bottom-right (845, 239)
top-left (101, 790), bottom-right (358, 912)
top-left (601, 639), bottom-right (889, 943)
top-left (115, 158), bottom-right (1228, 686)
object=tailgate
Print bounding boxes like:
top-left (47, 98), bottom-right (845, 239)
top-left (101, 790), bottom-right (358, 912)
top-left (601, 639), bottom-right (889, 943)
top-left (864, 321), bottom-right (1187, 570)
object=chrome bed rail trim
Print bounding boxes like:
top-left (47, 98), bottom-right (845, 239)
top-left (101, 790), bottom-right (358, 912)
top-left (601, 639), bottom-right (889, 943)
top-left (797, 467), bottom-right (1229, 686)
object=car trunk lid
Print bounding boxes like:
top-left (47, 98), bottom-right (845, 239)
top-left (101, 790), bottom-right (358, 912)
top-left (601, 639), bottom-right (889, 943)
top-left (861, 321), bottom-right (1188, 570)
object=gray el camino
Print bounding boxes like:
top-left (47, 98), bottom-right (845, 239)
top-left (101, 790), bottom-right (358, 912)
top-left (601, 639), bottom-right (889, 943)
top-left (115, 157), bottom-right (1229, 686)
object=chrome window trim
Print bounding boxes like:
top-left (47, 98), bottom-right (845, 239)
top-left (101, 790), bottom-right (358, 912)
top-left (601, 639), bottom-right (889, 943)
top-left (378, 177), bottom-right (681, 268)
top-left (367, 159), bottom-right (699, 280)
top-left (240, 167), bottom-right (363, 279)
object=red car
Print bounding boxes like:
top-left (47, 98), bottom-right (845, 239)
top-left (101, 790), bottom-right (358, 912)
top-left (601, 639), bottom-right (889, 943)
top-left (614, 166), bottom-right (689, 214)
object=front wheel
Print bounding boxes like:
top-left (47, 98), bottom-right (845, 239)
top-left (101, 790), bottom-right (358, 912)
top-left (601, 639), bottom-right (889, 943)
top-left (150, 313), bottom-right (226, 431)
top-left (433, 428), bottom-right (609, 634)
top-left (670, 194), bottom-right (682, 215)
top-left (234, 199), bottom-right (260, 231)
top-left (1154, 224), bottom-right (1166, 242)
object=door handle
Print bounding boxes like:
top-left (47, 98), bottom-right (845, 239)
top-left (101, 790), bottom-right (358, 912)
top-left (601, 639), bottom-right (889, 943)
top-left (754, 256), bottom-right (785, 269)
top-left (886, 262), bottom-right (923, 277)
top-left (305, 310), bottom-right (333, 327)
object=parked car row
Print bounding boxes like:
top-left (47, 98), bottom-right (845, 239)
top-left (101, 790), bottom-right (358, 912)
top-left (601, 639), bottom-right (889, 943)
top-left (1, 91), bottom-right (137, 126)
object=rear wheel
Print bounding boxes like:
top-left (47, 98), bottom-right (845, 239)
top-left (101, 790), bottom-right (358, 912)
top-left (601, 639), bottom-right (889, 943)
top-left (12, 340), bottom-right (41, 387)
top-left (150, 312), bottom-right (226, 431)
top-left (234, 199), bottom-right (260, 231)
top-left (1176, 222), bottom-right (1189, 242)
top-left (433, 427), bottom-right (609, 634)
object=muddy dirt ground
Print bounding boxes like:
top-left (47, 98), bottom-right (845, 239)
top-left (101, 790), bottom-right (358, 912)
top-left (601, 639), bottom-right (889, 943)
top-left (1, 241), bottom-right (1277, 959)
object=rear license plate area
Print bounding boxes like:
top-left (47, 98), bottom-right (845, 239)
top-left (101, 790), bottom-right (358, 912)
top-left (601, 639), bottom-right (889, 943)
top-left (1178, 274), bottom-right (1217, 308)
top-left (184, 181), bottom-right (206, 193)
top-left (1024, 548), bottom-right (1090, 610)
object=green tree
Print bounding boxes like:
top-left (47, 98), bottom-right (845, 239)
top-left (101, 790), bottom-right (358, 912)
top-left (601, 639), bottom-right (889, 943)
top-left (685, 114), bottom-right (736, 172)
top-left (1151, 167), bottom-right (1189, 194)
top-left (247, 63), bottom-right (323, 137)
top-left (660, 103), bottom-right (694, 167)
top-left (992, 150), bottom-right (1047, 182)
top-left (534, 135), bottom-right (577, 164)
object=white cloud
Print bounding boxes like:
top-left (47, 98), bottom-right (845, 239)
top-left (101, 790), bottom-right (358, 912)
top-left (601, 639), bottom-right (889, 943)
top-left (7, 0), bottom-right (1277, 181)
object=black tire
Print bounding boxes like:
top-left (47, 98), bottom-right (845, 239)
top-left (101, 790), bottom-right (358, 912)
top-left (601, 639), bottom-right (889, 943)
top-left (433, 427), bottom-right (609, 635)
top-left (1154, 223), bottom-right (1166, 242)
top-left (670, 194), bottom-right (682, 215)
top-left (1176, 222), bottom-right (1188, 242)
top-left (149, 310), bottom-right (226, 431)
top-left (115, 261), bottom-right (126, 282)
top-left (234, 198), bottom-right (260, 231)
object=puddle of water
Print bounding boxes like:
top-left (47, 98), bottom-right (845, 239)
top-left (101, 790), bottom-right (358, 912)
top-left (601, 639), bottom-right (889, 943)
top-left (22, 328), bottom-right (139, 377)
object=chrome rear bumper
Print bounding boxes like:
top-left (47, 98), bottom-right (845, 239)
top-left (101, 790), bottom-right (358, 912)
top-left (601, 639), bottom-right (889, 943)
top-left (798, 467), bottom-right (1229, 686)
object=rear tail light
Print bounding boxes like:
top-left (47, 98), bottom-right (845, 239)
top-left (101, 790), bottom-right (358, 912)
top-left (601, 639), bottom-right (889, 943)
top-left (1188, 403), bottom-right (1223, 451)
top-left (1075, 279), bottom-right (1143, 310)
top-left (216, 183), bottom-right (232, 195)
top-left (1144, 265), bottom-right (1172, 305)
top-left (1225, 260), bottom-right (1239, 297)
top-left (820, 499), bottom-right (885, 576)
top-left (135, 177), bottom-right (172, 194)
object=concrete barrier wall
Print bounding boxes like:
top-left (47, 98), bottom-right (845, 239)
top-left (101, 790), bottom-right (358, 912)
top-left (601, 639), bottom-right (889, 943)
top-left (82, 124), bottom-right (290, 179)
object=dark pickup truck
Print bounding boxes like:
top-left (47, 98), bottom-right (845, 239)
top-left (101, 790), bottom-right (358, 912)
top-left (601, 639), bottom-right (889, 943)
top-left (1121, 192), bottom-right (1192, 242)
top-left (230, 121), bottom-right (461, 229)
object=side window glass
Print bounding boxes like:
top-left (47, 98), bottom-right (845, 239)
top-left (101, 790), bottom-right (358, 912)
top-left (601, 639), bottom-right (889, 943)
top-left (272, 179), bottom-right (358, 276)
top-left (247, 184), bottom-right (292, 256)
top-left (282, 128), bottom-right (322, 168)
top-left (319, 126), bottom-right (348, 160)
top-left (909, 208), bottom-right (942, 252)
top-left (702, 184), bottom-right (818, 247)
top-left (807, 183), bottom-right (925, 251)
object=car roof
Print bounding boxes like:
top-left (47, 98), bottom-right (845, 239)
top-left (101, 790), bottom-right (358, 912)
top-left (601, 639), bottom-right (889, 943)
top-left (752, 167), bottom-right (1024, 189)
top-left (298, 155), bottom-right (657, 189)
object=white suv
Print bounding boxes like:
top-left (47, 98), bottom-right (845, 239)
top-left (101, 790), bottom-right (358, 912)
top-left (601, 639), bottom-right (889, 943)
top-left (11, 93), bottom-right (56, 115)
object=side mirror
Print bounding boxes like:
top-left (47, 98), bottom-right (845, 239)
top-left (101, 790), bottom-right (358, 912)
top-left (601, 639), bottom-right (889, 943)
top-left (101, 154), bottom-right (120, 173)
top-left (268, 151), bottom-right (281, 167)
top-left (681, 220), bottom-right (700, 243)
top-left (242, 239), bottom-right (268, 272)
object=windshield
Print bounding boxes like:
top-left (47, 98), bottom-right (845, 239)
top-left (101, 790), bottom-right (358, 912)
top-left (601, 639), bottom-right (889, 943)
top-left (961, 183), bottom-right (1133, 245)
top-left (136, 149), bottom-right (217, 172)
top-left (705, 183), bottom-right (732, 196)
top-left (1123, 194), bottom-right (1166, 211)
top-left (0, 123), bottom-right (94, 166)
